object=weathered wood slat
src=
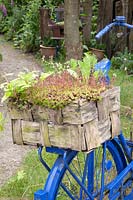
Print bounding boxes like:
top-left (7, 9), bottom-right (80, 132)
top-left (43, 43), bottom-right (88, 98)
top-left (109, 87), bottom-right (120, 112)
top-left (78, 125), bottom-right (86, 151)
top-left (110, 111), bottom-right (121, 137)
top-left (21, 121), bottom-right (41, 145)
top-left (97, 96), bottom-right (109, 121)
top-left (48, 124), bottom-right (72, 149)
top-left (62, 101), bottom-right (98, 124)
top-left (40, 121), bottom-right (51, 147)
top-left (98, 119), bottom-right (111, 142)
top-left (70, 125), bottom-right (81, 151)
top-left (8, 106), bottom-right (33, 120)
top-left (32, 105), bottom-right (49, 121)
top-left (12, 119), bottom-right (23, 144)
top-left (100, 86), bottom-right (120, 112)
top-left (84, 119), bottom-right (101, 150)
top-left (32, 105), bottom-right (62, 124)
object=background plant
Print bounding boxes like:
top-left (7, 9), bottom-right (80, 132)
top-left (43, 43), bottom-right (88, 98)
top-left (0, 0), bottom-right (42, 52)
top-left (111, 48), bottom-right (133, 75)
top-left (42, 58), bottom-right (65, 73)
top-left (2, 5), bottom-right (26, 41)
top-left (41, 36), bottom-right (57, 47)
top-left (13, 0), bottom-right (42, 52)
top-left (0, 0), bottom-right (103, 56)
top-left (88, 0), bottom-right (105, 50)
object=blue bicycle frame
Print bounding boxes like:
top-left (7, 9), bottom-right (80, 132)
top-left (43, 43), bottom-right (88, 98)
top-left (95, 16), bottom-right (133, 40)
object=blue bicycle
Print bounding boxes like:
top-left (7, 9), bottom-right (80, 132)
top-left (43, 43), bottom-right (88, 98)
top-left (34, 16), bottom-right (133, 200)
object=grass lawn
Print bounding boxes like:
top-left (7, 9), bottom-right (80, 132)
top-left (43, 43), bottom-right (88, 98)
top-left (0, 70), bottom-right (133, 199)
top-left (0, 149), bottom-right (58, 199)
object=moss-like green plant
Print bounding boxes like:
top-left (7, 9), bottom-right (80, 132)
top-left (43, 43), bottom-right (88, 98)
top-left (24, 70), bottom-right (105, 109)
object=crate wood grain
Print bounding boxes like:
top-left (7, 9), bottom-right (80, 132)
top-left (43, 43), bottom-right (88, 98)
top-left (10, 86), bottom-right (121, 151)
top-left (12, 119), bottom-right (23, 145)
top-left (21, 121), bottom-right (41, 145)
top-left (32, 105), bottom-right (62, 124)
top-left (62, 100), bottom-right (98, 124)
top-left (8, 105), bottom-right (32, 120)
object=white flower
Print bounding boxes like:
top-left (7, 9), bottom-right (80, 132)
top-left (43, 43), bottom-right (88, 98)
top-left (113, 73), bottom-right (117, 77)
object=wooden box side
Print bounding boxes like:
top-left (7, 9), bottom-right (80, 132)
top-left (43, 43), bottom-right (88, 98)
top-left (10, 86), bottom-right (121, 151)
top-left (62, 100), bottom-right (98, 125)
top-left (12, 119), bottom-right (23, 145)
top-left (21, 120), bottom-right (41, 145)
top-left (11, 119), bottom-right (42, 146)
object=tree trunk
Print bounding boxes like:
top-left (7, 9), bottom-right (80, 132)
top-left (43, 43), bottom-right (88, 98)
top-left (97, 0), bottom-right (113, 58)
top-left (82, 0), bottom-right (93, 44)
top-left (64, 0), bottom-right (82, 60)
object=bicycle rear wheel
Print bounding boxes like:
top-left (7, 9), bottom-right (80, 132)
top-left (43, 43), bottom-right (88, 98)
top-left (44, 139), bottom-right (127, 200)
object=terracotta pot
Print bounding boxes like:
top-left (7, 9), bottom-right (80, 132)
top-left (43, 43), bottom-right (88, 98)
top-left (40, 45), bottom-right (56, 58)
top-left (90, 48), bottom-right (104, 61)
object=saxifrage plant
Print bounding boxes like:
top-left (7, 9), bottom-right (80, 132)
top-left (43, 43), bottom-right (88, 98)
top-left (1, 53), bottom-right (109, 109)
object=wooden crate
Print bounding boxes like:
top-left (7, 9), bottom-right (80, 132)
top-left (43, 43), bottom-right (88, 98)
top-left (8, 87), bottom-right (120, 151)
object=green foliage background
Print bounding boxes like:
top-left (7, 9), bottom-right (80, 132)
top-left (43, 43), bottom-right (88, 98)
top-left (0, 0), bottom-right (64, 52)
top-left (0, 0), bottom-right (100, 53)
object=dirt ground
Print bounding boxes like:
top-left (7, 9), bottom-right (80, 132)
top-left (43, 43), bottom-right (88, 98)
top-left (0, 35), bottom-right (42, 187)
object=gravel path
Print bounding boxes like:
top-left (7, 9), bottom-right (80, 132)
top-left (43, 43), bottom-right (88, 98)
top-left (0, 35), bottom-right (42, 187)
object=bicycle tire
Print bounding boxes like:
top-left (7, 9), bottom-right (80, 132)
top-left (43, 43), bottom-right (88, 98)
top-left (44, 139), bottom-right (127, 200)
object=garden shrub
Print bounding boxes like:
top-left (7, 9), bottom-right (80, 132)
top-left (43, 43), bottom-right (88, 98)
top-left (0, 0), bottom-right (42, 52)
top-left (2, 5), bottom-right (26, 40)
top-left (13, 0), bottom-right (42, 52)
